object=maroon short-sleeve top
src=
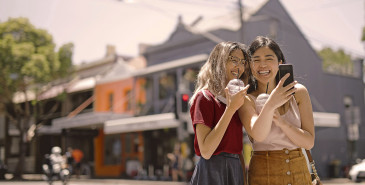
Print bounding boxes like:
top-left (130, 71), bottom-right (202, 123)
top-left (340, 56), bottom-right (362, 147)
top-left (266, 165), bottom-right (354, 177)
top-left (190, 90), bottom-right (243, 156)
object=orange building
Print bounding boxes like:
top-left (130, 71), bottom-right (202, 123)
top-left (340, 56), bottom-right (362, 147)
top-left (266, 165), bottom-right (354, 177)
top-left (93, 57), bottom-right (149, 177)
top-left (92, 55), bottom-right (204, 178)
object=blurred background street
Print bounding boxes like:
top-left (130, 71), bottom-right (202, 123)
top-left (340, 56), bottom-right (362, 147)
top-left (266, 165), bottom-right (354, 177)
top-left (0, 177), bottom-right (364, 185)
top-left (0, 175), bottom-right (364, 185)
top-left (0, 0), bottom-right (364, 184)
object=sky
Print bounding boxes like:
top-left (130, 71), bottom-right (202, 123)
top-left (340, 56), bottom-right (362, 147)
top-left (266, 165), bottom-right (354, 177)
top-left (0, 0), bottom-right (364, 65)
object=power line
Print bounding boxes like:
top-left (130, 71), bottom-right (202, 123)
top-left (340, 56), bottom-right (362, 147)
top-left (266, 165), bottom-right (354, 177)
top-left (123, 0), bottom-right (237, 23)
top-left (141, 0), bottom-right (236, 10)
top-left (125, 0), bottom-right (364, 57)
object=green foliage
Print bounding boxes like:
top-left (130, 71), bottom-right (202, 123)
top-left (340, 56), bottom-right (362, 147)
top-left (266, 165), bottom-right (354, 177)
top-left (0, 17), bottom-right (75, 178)
top-left (362, 27), bottom-right (365, 41)
top-left (58, 43), bottom-right (74, 77)
top-left (318, 47), bottom-right (353, 76)
top-left (0, 17), bottom-right (73, 103)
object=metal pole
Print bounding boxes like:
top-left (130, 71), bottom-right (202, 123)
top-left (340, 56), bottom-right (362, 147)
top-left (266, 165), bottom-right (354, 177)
top-left (238, 0), bottom-right (244, 42)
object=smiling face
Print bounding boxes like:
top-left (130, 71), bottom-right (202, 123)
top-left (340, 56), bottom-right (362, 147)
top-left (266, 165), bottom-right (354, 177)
top-left (250, 46), bottom-right (282, 85)
top-left (226, 49), bottom-right (246, 82)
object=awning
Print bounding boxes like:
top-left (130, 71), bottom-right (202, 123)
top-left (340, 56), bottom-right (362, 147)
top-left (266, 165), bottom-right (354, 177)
top-left (36, 125), bottom-right (62, 135)
top-left (313, 112), bottom-right (340, 127)
top-left (13, 77), bottom-right (96, 103)
top-left (67, 77), bottom-right (95, 93)
top-left (104, 113), bottom-right (180, 134)
top-left (133, 54), bottom-right (208, 77)
top-left (52, 112), bottom-right (131, 129)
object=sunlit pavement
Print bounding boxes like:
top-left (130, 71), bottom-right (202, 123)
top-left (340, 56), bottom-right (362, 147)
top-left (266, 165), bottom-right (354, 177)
top-left (1, 174), bottom-right (189, 185)
top-left (1, 174), bottom-right (365, 185)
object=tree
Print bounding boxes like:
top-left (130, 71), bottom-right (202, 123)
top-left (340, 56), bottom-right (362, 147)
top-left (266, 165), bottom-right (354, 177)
top-left (318, 47), bottom-right (353, 76)
top-left (0, 17), bottom-right (73, 179)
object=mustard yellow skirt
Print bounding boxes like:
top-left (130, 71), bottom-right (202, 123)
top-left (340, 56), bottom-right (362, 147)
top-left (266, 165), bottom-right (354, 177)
top-left (248, 148), bottom-right (312, 185)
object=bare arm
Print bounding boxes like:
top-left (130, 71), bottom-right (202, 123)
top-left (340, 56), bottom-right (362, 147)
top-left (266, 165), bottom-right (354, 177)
top-left (196, 86), bottom-right (249, 160)
top-left (239, 74), bottom-right (297, 142)
top-left (238, 96), bottom-right (275, 142)
top-left (273, 84), bottom-right (315, 149)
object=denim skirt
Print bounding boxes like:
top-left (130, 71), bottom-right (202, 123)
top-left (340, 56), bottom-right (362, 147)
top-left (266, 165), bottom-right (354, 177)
top-left (248, 148), bottom-right (312, 185)
top-left (190, 152), bottom-right (244, 185)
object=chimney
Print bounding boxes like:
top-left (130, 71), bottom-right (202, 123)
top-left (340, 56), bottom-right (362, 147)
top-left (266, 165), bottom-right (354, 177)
top-left (106, 45), bottom-right (116, 57)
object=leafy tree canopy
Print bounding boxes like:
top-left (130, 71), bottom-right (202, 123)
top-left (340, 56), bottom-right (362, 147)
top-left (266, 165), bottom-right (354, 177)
top-left (318, 47), bottom-right (353, 76)
top-left (0, 17), bottom-right (74, 103)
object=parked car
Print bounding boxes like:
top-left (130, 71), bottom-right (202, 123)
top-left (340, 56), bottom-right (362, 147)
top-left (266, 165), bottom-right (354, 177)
top-left (349, 159), bottom-right (365, 182)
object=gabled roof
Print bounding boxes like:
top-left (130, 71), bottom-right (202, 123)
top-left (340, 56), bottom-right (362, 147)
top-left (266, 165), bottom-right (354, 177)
top-left (141, 0), bottom-right (269, 54)
top-left (96, 54), bottom-right (208, 85)
top-left (96, 57), bottom-right (137, 84)
top-left (191, 0), bottom-right (268, 33)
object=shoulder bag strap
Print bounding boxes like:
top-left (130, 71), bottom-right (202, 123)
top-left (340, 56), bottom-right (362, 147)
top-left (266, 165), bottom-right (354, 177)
top-left (306, 150), bottom-right (322, 185)
top-left (305, 150), bottom-right (313, 162)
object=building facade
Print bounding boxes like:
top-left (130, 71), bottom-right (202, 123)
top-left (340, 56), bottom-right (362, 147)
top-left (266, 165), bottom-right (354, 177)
top-left (139, 0), bottom-right (365, 178)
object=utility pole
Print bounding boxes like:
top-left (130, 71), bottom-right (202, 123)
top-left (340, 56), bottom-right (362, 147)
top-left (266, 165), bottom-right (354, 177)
top-left (238, 0), bottom-right (244, 42)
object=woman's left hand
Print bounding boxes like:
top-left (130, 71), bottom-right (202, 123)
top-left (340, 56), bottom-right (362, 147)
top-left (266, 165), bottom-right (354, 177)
top-left (266, 74), bottom-right (297, 110)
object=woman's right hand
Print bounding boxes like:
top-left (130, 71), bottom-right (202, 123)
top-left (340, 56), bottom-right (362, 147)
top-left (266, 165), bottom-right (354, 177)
top-left (267, 73), bottom-right (297, 109)
top-left (225, 84), bottom-right (250, 111)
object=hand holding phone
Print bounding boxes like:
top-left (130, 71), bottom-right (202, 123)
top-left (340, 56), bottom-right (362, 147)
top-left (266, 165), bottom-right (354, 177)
top-left (278, 64), bottom-right (294, 92)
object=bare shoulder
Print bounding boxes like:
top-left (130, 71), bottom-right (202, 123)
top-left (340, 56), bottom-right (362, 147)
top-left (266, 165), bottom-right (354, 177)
top-left (294, 83), bottom-right (310, 103)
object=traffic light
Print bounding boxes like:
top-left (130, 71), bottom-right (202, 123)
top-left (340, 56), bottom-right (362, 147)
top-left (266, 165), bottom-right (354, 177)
top-left (175, 90), bottom-right (191, 120)
top-left (181, 93), bottom-right (189, 113)
top-left (175, 90), bottom-right (194, 135)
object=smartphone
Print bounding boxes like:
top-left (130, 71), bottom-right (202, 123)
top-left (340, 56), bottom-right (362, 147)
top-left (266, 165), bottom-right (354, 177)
top-left (278, 64), bottom-right (294, 89)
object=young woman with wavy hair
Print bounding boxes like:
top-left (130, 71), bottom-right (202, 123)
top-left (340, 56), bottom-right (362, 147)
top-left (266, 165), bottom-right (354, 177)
top-left (189, 41), bottom-right (250, 185)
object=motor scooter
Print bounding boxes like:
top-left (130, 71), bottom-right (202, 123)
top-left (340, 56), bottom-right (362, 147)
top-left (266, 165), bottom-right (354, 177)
top-left (42, 154), bottom-right (70, 185)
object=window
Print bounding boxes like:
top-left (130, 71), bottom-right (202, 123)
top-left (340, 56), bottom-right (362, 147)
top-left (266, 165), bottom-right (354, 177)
top-left (108, 93), bottom-right (114, 111)
top-left (104, 134), bottom-right (121, 165)
top-left (124, 133), bottom-right (140, 154)
top-left (159, 72), bottom-right (176, 100)
top-left (136, 77), bottom-right (153, 115)
top-left (183, 68), bottom-right (199, 91)
top-left (124, 89), bottom-right (132, 111)
top-left (125, 133), bottom-right (132, 153)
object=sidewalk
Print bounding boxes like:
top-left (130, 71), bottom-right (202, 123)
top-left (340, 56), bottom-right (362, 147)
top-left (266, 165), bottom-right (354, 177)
top-left (4, 173), bottom-right (356, 184)
top-left (4, 173), bottom-right (189, 184)
top-left (321, 178), bottom-right (354, 184)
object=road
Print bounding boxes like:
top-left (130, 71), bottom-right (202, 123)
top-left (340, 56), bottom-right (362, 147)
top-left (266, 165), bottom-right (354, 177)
top-left (0, 179), bottom-right (365, 185)
top-left (0, 174), bottom-right (364, 185)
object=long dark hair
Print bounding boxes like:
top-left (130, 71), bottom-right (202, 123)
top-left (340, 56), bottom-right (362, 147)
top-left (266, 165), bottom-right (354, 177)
top-left (247, 36), bottom-right (285, 93)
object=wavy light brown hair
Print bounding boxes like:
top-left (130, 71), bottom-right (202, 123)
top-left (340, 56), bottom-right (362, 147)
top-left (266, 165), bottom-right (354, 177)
top-left (190, 41), bottom-right (250, 105)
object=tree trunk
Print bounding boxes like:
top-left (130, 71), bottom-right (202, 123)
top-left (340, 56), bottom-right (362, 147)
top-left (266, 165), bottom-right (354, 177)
top-left (12, 119), bottom-right (26, 180)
